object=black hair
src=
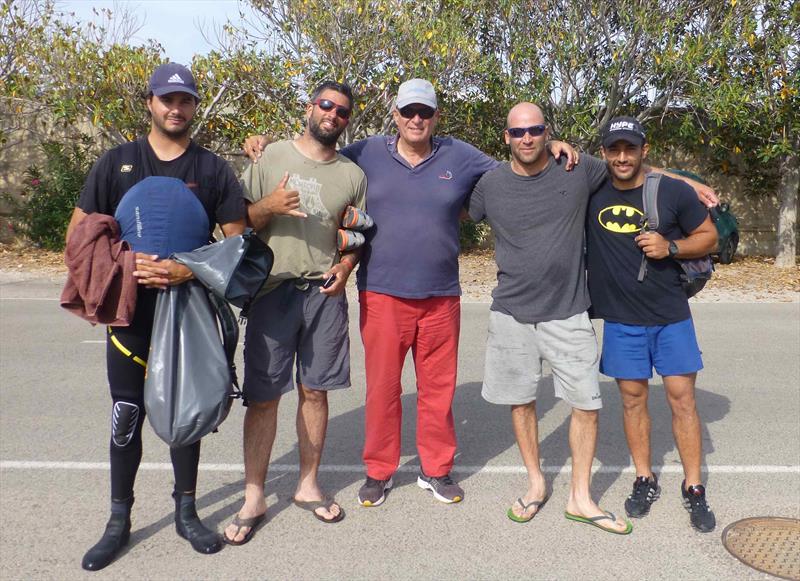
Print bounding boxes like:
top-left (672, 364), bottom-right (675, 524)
top-left (309, 81), bottom-right (354, 110)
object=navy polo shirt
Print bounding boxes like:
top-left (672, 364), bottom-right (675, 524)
top-left (341, 135), bottom-right (497, 299)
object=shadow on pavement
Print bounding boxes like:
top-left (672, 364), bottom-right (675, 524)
top-left (126, 373), bottom-right (730, 545)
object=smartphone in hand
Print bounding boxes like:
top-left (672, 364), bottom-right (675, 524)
top-left (322, 274), bottom-right (336, 289)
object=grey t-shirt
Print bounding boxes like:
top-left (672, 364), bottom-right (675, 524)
top-left (467, 154), bottom-right (608, 324)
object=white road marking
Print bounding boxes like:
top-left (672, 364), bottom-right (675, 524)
top-left (0, 297), bottom-right (59, 301)
top-left (1, 461), bottom-right (798, 474)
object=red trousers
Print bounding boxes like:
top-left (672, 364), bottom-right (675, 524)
top-left (359, 291), bottom-right (460, 479)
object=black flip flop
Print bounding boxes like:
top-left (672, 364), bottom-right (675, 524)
top-left (293, 497), bottom-right (345, 523)
top-left (222, 512), bottom-right (266, 546)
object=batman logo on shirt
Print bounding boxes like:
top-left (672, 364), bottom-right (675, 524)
top-left (598, 205), bottom-right (644, 234)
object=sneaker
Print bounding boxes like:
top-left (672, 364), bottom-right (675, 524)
top-left (358, 476), bottom-right (393, 507)
top-left (417, 472), bottom-right (464, 504)
top-left (681, 481), bottom-right (716, 532)
top-left (624, 475), bottom-right (661, 518)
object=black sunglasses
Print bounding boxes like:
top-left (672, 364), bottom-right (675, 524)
top-left (506, 125), bottom-right (547, 138)
top-left (313, 98), bottom-right (351, 120)
top-left (398, 105), bottom-right (436, 120)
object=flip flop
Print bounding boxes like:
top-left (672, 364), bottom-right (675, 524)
top-left (222, 512), bottom-right (266, 546)
top-left (293, 497), bottom-right (346, 524)
top-left (507, 494), bottom-right (549, 523)
top-left (564, 510), bottom-right (633, 535)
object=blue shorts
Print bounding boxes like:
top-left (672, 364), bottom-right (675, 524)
top-left (600, 318), bottom-right (703, 379)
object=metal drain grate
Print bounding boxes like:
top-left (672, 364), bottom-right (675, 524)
top-left (722, 517), bottom-right (800, 580)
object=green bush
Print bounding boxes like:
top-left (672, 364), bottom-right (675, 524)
top-left (9, 138), bottom-right (93, 251)
top-left (459, 220), bottom-right (491, 250)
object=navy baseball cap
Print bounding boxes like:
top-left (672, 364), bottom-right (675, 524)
top-left (148, 63), bottom-right (199, 99)
top-left (601, 116), bottom-right (646, 147)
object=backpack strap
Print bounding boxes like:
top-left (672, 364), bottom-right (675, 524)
top-left (207, 291), bottom-right (242, 395)
top-left (637, 172), bottom-right (663, 282)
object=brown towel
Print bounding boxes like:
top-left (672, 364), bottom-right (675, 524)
top-left (61, 213), bottom-right (137, 326)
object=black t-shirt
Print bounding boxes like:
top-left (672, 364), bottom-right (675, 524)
top-left (586, 175), bottom-right (708, 325)
top-left (78, 138), bottom-right (245, 231)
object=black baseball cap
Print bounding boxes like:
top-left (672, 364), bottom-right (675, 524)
top-left (148, 63), bottom-right (199, 99)
top-left (601, 116), bottom-right (646, 147)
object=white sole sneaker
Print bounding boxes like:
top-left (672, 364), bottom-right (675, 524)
top-left (416, 476), bottom-right (463, 504)
top-left (358, 477), bottom-right (393, 507)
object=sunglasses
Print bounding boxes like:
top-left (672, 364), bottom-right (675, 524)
top-left (506, 125), bottom-right (547, 138)
top-left (398, 105), bottom-right (436, 120)
top-left (313, 98), bottom-right (351, 120)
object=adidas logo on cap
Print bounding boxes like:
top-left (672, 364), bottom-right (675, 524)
top-left (168, 73), bottom-right (185, 84)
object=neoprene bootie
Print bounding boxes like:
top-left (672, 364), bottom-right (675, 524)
top-left (172, 490), bottom-right (223, 554)
top-left (81, 496), bottom-right (134, 571)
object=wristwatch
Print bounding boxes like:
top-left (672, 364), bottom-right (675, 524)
top-left (668, 241), bottom-right (679, 258)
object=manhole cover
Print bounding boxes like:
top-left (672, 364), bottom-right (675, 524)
top-left (722, 517), bottom-right (800, 580)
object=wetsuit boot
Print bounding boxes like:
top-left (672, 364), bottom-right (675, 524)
top-left (172, 490), bottom-right (223, 554)
top-left (81, 496), bottom-right (134, 571)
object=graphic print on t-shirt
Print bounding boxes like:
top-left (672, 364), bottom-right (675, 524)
top-left (287, 174), bottom-right (331, 221)
top-left (597, 204), bottom-right (644, 234)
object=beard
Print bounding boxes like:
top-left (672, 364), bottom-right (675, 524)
top-left (152, 114), bottom-right (192, 138)
top-left (309, 116), bottom-right (344, 147)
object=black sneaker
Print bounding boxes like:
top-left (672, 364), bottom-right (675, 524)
top-left (624, 475), bottom-right (661, 518)
top-left (681, 481), bottom-right (716, 532)
top-left (417, 472), bottom-right (463, 504)
top-left (358, 476), bottom-right (393, 507)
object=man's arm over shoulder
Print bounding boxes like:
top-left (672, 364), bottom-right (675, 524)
top-left (466, 169), bottom-right (492, 223)
top-left (647, 166), bottom-right (719, 207)
top-left (583, 153), bottom-right (610, 192)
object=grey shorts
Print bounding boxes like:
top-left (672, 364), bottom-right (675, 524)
top-left (482, 310), bottom-right (602, 410)
top-left (243, 280), bottom-right (351, 402)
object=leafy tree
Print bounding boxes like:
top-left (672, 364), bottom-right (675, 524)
top-left (684, 0), bottom-right (798, 266)
top-left (222, 0), bottom-right (483, 144)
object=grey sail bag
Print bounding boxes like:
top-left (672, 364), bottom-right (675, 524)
top-left (172, 228), bottom-right (273, 315)
top-left (144, 230), bottom-right (272, 448)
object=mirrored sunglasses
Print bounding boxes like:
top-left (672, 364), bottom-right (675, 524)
top-left (507, 125), bottom-right (547, 138)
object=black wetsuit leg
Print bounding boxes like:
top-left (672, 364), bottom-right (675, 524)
top-left (106, 288), bottom-right (201, 499)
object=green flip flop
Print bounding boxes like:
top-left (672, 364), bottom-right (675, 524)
top-left (507, 494), bottom-right (549, 523)
top-left (564, 510), bottom-right (633, 535)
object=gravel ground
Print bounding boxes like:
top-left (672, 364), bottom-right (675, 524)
top-left (1, 243), bottom-right (797, 303)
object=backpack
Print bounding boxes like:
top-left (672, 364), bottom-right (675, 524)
top-left (637, 173), bottom-right (714, 298)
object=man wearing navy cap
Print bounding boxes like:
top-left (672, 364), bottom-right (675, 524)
top-left (586, 116), bottom-right (718, 532)
top-left (66, 62), bottom-right (246, 570)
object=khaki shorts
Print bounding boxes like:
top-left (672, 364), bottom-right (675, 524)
top-left (482, 310), bottom-right (602, 410)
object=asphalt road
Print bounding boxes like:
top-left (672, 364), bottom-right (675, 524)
top-left (1, 276), bottom-right (798, 580)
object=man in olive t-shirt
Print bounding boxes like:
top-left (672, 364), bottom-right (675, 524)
top-left (224, 82), bottom-right (366, 545)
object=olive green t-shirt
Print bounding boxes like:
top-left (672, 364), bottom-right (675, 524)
top-left (241, 140), bottom-right (367, 295)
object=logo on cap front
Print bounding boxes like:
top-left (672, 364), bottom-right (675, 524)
top-left (609, 120), bottom-right (636, 132)
top-left (167, 73), bottom-right (185, 84)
